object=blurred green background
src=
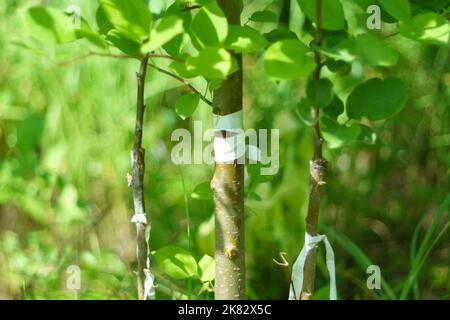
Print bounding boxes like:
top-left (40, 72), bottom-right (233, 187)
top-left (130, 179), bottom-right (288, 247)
top-left (0, 0), bottom-right (449, 300)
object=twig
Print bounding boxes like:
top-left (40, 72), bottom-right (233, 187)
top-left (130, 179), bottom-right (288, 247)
top-left (300, 0), bottom-right (328, 301)
top-left (131, 56), bottom-right (150, 300)
top-left (58, 51), bottom-right (183, 66)
top-left (180, 5), bottom-right (201, 12)
top-left (382, 31), bottom-right (399, 40)
top-left (147, 62), bottom-right (213, 106)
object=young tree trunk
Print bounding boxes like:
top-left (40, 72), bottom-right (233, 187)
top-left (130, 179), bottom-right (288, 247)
top-left (301, 0), bottom-right (327, 300)
top-left (212, 0), bottom-right (245, 300)
top-left (131, 56), bottom-right (150, 300)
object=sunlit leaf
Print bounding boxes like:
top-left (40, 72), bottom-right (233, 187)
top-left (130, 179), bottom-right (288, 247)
top-left (153, 246), bottom-right (198, 279)
top-left (264, 39), bottom-right (316, 79)
top-left (225, 25), bottom-right (267, 53)
top-left (186, 48), bottom-right (238, 80)
top-left (141, 16), bottom-right (183, 53)
top-left (198, 255), bottom-right (215, 282)
top-left (189, 2), bottom-right (228, 49)
top-left (99, 0), bottom-right (152, 42)
top-left (399, 13), bottom-right (450, 46)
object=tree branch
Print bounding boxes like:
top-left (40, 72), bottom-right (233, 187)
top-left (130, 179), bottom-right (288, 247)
top-left (58, 51), bottom-right (183, 66)
top-left (300, 0), bottom-right (329, 300)
top-left (212, 0), bottom-right (245, 300)
top-left (131, 56), bottom-right (150, 300)
top-left (147, 62), bottom-right (213, 106)
top-left (180, 5), bottom-right (202, 12)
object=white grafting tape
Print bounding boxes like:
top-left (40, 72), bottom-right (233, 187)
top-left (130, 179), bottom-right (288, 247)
top-left (213, 110), bottom-right (261, 163)
top-left (144, 266), bottom-right (155, 300)
top-left (214, 132), bottom-right (246, 162)
top-left (289, 232), bottom-right (337, 300)
top-left (213, 110), bottom-right (243, 131)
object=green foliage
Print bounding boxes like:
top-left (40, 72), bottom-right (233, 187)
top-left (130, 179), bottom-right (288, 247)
top-left (355, 33), bottom-right (399, 67)
top-left (6, 0), bottom-right (449, 301)
top-left (297, 0), bottom-right (345, 31)
top-left (99, 0), bottom-right (152, 43)
top-left (153, 246), bottom-right (198, 280)
top-left (26, 6), bottom-right (104, 47)
top-left (175, 94), bottom-right (200, 120)
top-left (347, 78), bottom-right (407, 121)
top-left (249, 10), bottom-right (278, 23)
top-left (191, 182), bottom-right (213, 200)
top-left (186, 48), bottom-right (238, 80)
top-left (225, 26), bottom-right (267, 53)
top-left (264, 39), bottom-right (316, 79)
top-left (399, 13), bottom-right (450, 46)
top-left (377, 0), bottom-right (411, 22)
top-left (189, 2), bottom-right (228, 49)
top-left (306, 78), bottom-right (334, 109)
top-left (141, 16), bottom-right (183, 53)
top-left (198, 255), bottom-right (215, 282)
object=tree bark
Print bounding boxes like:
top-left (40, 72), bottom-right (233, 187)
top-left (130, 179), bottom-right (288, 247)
top-left (212, 0), bottom-right (245, 300)
top-left (300, 0), bottom-right (328, 300)
top-left (131, 56), bottom-right (150, 300)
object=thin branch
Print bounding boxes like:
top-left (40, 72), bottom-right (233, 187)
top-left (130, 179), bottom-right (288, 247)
top-left (147, 62), bottom-right (213, 106)
top-left (300, 0), bottom-right (328, 301)
top-left (58, 51), bottom-right (183, 66)
top-left (131, 56), bottom-right (150, 300)
top-left (180, 5), bottom-right (201, 12)
top-left (382, 31), bottom-right (399, 40)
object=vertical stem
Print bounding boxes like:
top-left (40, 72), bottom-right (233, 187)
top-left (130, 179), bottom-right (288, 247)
top-left (301, 0), bottom-right (328, 300)
top-left (131, 56), bottom-right (149, 300)
top-left (212, 0), bottom-right (245, 300)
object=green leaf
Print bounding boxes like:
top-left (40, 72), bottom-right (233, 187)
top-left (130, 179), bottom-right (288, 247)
top-left (247, 163), bottom-right (274, 184)
top-left (355, 33), bottom-right (399, 67)
top-left (377, 0), bottom-right (411, 21)
top-left (323, 95), bottom-right (344, 119)
top-left (264, 39), bottom-right (316, 79)
top-left (189, 2), bottom-right (228, 49)
top-left (153, 246), bottom-right (198, 279)
top-left (323, 226), bottom-right (397, 300)
top-left (96, 5), bottom-right (113, 35)
top-left (175, 94), bottom-right (200, 120)
top-left (347, 78), bottom-right (407, 121)
top-left (249, 10), bottom-right (278, 23)
top-left (357, 125), bottom-right (377, 145)
top-left (295, 98), bottom-right (315, 126)
top-left (247, 191), bottom-right (262, 202)
top-left (325, 59), bottom-right (351, 75)
top-left (26, 6), bottom-right (105, 47)
top-left (141, 16), bottom-right (184, 53)
top-left (26, 6), bottom-right (77, 44)
top-left (306, 78), bottom-right (334, 109)
top-left (99, 0), bottom-right (152, 43)
top-left (191, 182), bottom-right (213, 200)
top-left (318, 38), bottom-right (356, 63)
top-left (169, 61), bottom-right (199, 78)
top-left (106, 29), bottom-right (140, 55)
top-left (297, 0), bottom-right (345, 31)
top-left (340, 0), bottom-right (367, 36)
top-left (225, 25), bottom-right (267, 53)
top-left (264, 29), bottom-right (298, 43)
top-left (399, 13), bottom-right (450, 46)
top-left (321, 116), bottom-right (361, 149)
top-left (186, 48), bottom-right (238, 80)
top-left (198, 255), bottom-right (215, 282)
